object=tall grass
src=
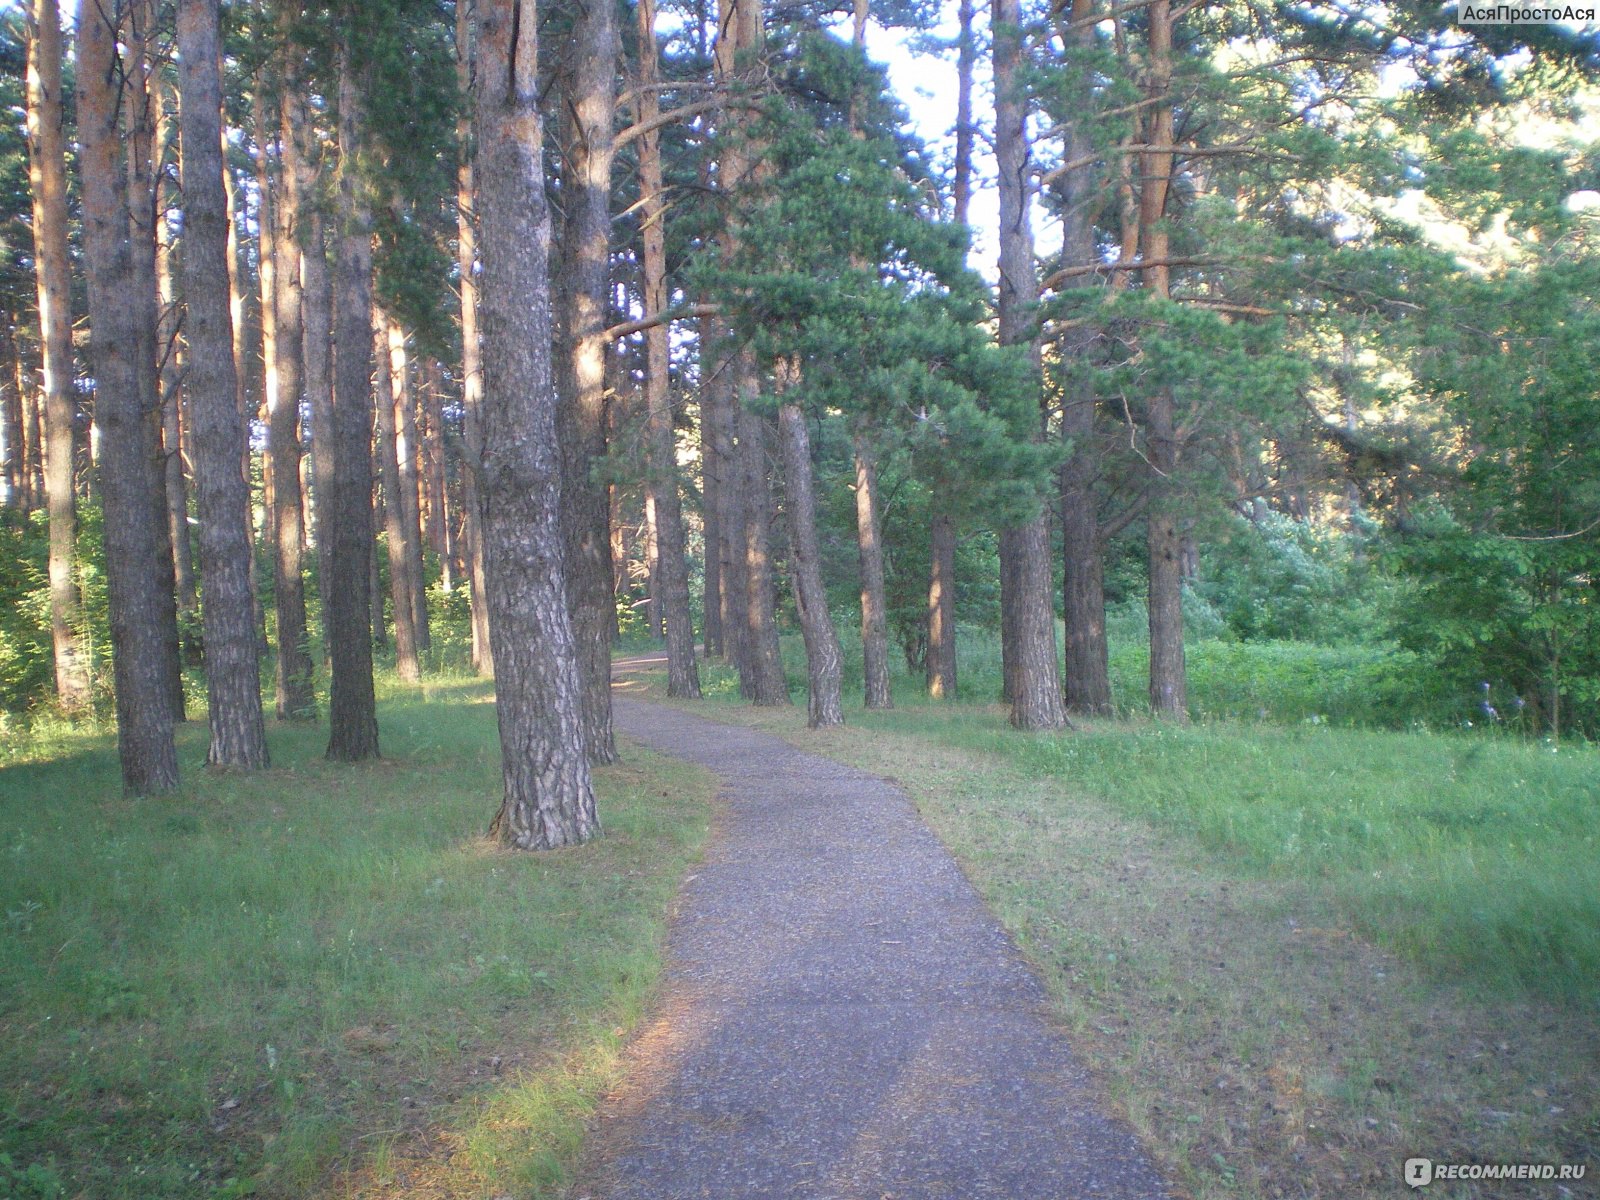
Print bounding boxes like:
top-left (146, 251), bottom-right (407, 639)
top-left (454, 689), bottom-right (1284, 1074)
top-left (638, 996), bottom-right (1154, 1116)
top-left (0, 675), bottom-right (715, 1199)
top-left (685, 631), bottom-right (1600, 1004)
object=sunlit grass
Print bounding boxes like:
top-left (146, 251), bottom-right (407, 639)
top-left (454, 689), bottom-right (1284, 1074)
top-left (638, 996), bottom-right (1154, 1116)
top-left (0, 674), bottom-right (716, 1199)
top-left (684, 640), bottom-right (1600, 1003)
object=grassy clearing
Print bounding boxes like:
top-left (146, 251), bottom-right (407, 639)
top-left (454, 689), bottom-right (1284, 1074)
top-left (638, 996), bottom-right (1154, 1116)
top-left (623, 653), bottom-right (1600, 1198)
top-left (0, 673), bottom-right (716, 1200)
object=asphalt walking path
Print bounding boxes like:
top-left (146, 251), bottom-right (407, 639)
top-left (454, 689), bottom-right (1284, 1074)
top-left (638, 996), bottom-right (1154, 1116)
top-left (579, 675), bottom-right (1170, 1199)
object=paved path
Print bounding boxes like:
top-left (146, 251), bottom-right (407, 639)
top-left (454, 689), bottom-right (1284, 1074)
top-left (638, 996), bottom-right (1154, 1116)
top-left (579, 688), bottom-right (1170, 1199)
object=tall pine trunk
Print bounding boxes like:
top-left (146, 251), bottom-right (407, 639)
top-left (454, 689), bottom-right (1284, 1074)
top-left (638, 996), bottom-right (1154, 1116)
top-left (263, 86), bottom-right (315, 719)
top-left (1141, 0), bottom-right (1187, 720)
top-left (781, 401), bottom-right (842, 727)
top-left (388, 320), bottom-right (430, 654)
top-left (853, 433), bottom-right (892, 708)
top-left (924, 0), bottom-right (976, 702)
top-left (994, 0), bottom-right (1067, 732)
top-left (636, 0), bottom-right (700, 698)
top-left (926, 511), bottom-right (957, 697)
top-left (128, 1), bottom-right (187, 722)
top-left (285, 90), bottom-right (336, 620)
top-left (325, 48), bottom-right (380, 761)
top-left (698, 314), bottom-right (723, 659)
top-left (475, 0), bottom-right (598, 849)
top-left (155, 78), bottom-right (201, 664)
top-left (557, 0), bottom-right (620, 764)
top-left (374, 309), bottom-right (420, 681)
top-left (24, 0), bottom-right (90, 713)
top-left (455, 0), bottom-right (493, 677)
top-left (78, 0), bottom-right (179, 793)
top-left (177, 0), bottom-right (269, 766)
top-left (739, 399), bottom-right (788, 705)
top-left (1054, 0), bottom-right (1112, 717)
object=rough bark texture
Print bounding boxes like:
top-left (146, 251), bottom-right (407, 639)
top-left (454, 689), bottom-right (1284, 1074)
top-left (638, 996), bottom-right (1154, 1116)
top-left (1054, 0), bottom-right (1113, 717)
top-left (266, 86), bottom-right (316, 719)
top-left (178, 0), bottom-right (270, 767)
top-left (475, 0), bottom-right (598, 849)
top-left (926, 510), bottom-right (957, 698)
top-left (636, 0), bottom-right (701, 700)
top-left (556, 0), bottom-right (620, 764)
top-left (78, 0), bottom-right (179, 793)
top-left (781, 403), bottom-right (842, 727)
top-left (993, 0), bottom-right (1067, 732)
top-left (25, 0), bottom-right (90, 713)
top-left (1141, 0), bottom-right (1187, 720)
top-left (853, 433), bottom-right (892, 709)
top-left (374, 311), bottom-right (420, 681)
top-left (325, 51), bottom-right (380, 761)
top-left (739, 401), bottom-right (789, 706)
top-left (127, 3), bottom-right (188, 722)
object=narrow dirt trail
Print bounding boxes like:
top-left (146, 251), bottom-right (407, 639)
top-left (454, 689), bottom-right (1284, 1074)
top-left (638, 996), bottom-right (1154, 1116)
top-left (577, 684), bottom-right (1170, 1199)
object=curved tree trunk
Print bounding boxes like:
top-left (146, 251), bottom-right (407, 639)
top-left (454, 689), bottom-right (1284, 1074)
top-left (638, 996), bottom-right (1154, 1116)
top-left (994, 0), bottom-right (1066, 732)
top-left (177, 0), bottom-right (269, 767)
top-left (325, 47), bottom-right (380, 761)
top-left (781, 402), bottom-right (843, 727)
top-left (475, 0), bottom-right (598, 849)
top-left (78, 0), bottom-right (179, 793)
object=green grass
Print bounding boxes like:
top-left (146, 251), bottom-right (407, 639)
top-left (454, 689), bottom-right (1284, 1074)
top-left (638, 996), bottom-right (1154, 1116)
top-left (0, 672), bottom-right (716, 1199)
top-left (689, 637), bottom-right (1600, 1004)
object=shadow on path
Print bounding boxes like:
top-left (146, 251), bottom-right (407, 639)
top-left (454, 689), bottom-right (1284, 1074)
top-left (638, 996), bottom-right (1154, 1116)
top-left (578, 676), bottom-right (1170, 1199)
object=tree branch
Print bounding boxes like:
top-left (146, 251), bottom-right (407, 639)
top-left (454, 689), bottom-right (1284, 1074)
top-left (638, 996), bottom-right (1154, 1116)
top-left (602, 302), bottom-right (719, 344)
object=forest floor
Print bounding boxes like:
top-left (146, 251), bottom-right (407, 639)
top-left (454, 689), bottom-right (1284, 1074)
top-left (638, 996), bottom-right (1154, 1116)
top-left (572, 692), bottom-right (1169, 1198)
top-left (614, 656), bottom-right (1600, 1200)
top-left (0, 676), bottom-right (718, 1200)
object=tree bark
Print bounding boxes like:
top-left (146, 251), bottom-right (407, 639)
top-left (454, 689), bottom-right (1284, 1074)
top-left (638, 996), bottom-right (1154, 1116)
top-left (154, 76), bottom-right (201, 665)
top-left (284, 89), bottom-right (336, 628)
top-left (555, 0), bottom-right (621, 764)
top-left (388, 320), bottom-right (430, 654)
top-left (177, 0), bottom-right (270, 767)
top-left (374, 309), bottom-right (420, 681)
top-left (1141, 0), bottom-right (1187, 720)
top-left (739, 399), bottom-right (788, 705)
top-left (78, 0), bottom-right (179, 793)
top-left (925, 0), bottom-right (976, 702)
top-left (420, 360), bottom-right (452, 589)
top-left (127, 0), bottom-right (188, 722)
top-left (325, 47), bottom-right (380, 761)
top-left (25, 0), bottom-right (91, 713)
top-left (926, 510), bottom-right (957, 697)
top-left (264, 86), bottom-right (316, 719)
top-left (781, 402), bottom-right (842, 727)
top-left (1, 325), bottom-right (21, 505)
top-left (455, 0), bottom-right (494, 678)
top-left (475, 0), bottom-right (598, 849)
top-left (994, 0), bottom-right (1067, 732)
top-left (636, 0), bottom-right (701, 699)
top-left (853, 433), bottom-right (892, 709)
top-left (1054, 0), bottom-right (1113, 717)
top-left (699, 322), bottom-right (723, 659)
